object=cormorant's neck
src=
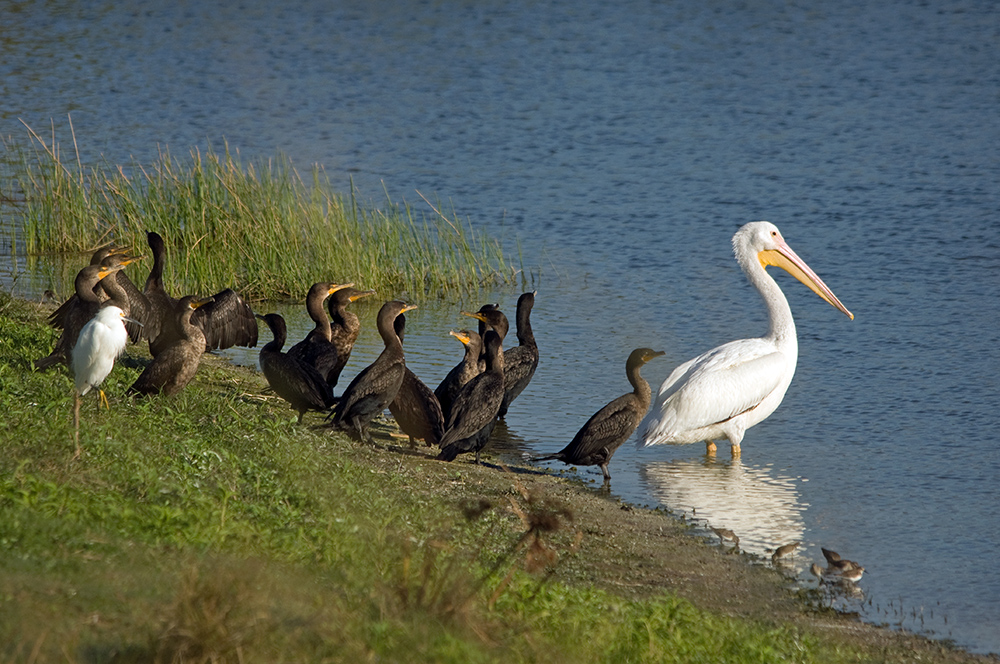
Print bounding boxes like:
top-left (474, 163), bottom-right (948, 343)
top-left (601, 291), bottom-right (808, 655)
top-left (306, 294), bottom-right (333, 340)
top-left (100, 274), bottom-right (129, 312)
top-left (377, 318), bottom-right (404, 355)
top-left (145, 242), bottom-right (165, 292)
top-left (627, 362), bottom-right (652, 408)
top-left (76, 271), bottom-right (104, 304)
top-left (263, 323), bottom-right (286, 352)
top-left (178, 308), bottom-right (202, 342)
top-left (516, 305), bottom-right (535, 346)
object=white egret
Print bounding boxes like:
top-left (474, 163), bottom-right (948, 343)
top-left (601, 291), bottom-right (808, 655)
top-left (639, 221), bottom-right (853, 457)
top-left (71, 305), bottom-right (134, 456)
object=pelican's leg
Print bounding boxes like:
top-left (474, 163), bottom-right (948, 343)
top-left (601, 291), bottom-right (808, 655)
top-left (731, 443), bottom-right (741, 458)
top-left (705, 440), bottom-right (717, 456)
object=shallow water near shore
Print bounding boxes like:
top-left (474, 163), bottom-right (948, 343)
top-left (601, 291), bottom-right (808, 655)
top-left (3, 0), bottom-right (999, 654)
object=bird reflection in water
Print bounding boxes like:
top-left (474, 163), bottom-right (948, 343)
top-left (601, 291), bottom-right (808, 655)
top-left (638, 455), bottom-right (807, 564)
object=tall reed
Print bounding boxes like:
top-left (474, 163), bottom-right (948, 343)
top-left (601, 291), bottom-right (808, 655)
top-left (2, 121), bottom-right (514, 301)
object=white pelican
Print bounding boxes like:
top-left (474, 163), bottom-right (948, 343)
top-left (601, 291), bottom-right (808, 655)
top-left (639, 221), bottom-right (853, 457)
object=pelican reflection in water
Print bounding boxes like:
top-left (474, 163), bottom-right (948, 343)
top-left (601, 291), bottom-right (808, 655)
top-left (639, 457), bottom-right (807, 562)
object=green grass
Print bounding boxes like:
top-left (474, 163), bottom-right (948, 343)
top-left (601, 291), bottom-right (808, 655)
top-left (1, 121), bottom-right (515, 301)
top-left (0, 291), bottom-right (878, 664)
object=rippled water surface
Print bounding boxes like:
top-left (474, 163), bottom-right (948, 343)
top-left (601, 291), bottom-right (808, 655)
top-left (3, 0), bottom-right (999, 654)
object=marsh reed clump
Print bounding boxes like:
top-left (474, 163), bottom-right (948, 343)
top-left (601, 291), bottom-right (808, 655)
top-left (2, 121), bottom-right (514, 301)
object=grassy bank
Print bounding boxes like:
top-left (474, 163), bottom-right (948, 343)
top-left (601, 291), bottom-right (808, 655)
top-left (2, 293), bottom-right (990, 663)
top-left (1, 122), bottom-right (514, 301)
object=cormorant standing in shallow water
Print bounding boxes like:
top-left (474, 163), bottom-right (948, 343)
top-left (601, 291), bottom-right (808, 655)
top-left (129, 296), bottom-right (214, 396)
top-left (387, 314), bottom-right (445, 446)
top-left (534, 347), bottom-right (664, 483)
top-left (330, 300), bottom-right (416, 443)
top-left (326, 285), bottom-right (377, 389)
top-left (462, 303), bottom-right (508, 341)
top-left (287, 282), bottom-right (354, 384)
top-left (437, 329), bottom-right (504, 464)
top-left (497, 291), bottom-right (538, 418)
top-left (434, 329), bottom-right (483, 421)
top-left (256, 313), bottom-right (334, 423)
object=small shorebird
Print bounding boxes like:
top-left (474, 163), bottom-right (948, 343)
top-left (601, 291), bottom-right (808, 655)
top-left (771, 541), bottom-right (799, 562)
top-left (821, 547), bottom-right (842, 564)
top-left (839, 566), bottom-right (865, 583)
top-left (828, 557), bottom-right (861, 572)
top-left (710, 527), bottom-right (740, 546)
top-left (810, 563), bottom-right (826, 581)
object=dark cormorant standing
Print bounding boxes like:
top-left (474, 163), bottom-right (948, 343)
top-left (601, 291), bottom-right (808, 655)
top-left (497, 291), bottom-right (538, 418)
top-left (143, 231), bottom-right (259, 357)
top-left (287, 282), bottom-right (353, 384)
top-left (256, 313), bottom-right (334, 423)
top-left (98, 252), bottom-right (156, 343)
top-left (330, 300), bottom-right (416, 443)
top-left (433, 329), bottom-right (483, 421)
top-left (534, 348), bottom-right (664, 483)
top-left (326, 285), bottom-right (377, 389)
top-left (34, 260), bottom-right (133, 371)
top-left (387, 314), bottom-right (445, 446)
top-left (47, 243), bottom-right (129, 331)
top-left (141, 231), bottom-right (175, 340)
top-left (437, 329), bottom-right (504, 464)
top-left (461, 303), bottom-right (509, 342)
top-left (129, 296), bottom-right (214, 396)
top-left (462, 303), bottom-right (508, 373)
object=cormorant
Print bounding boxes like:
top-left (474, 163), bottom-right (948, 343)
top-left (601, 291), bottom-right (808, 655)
top-left (461, 303), bottom-right (508, 373)
top-left (256, 312), bottom-right (334, 423)
top-left (287, 282), bottom-right (354, 385)
top-left (534, 348), bottom-right (664, 483)
top-left (99, 252), bottom-right (156, 343)
top-left (129, 296), bottom-right (215, 396)
top-left (461, 303), bottom-right (509, 342)
top-left (497, 291), bottom-right (538, 418)
top-left (326, 285), bottom-right (376, 388)
top-left (433, 329), bottom-right (483, 421)
top-left (330, 300), bottom-right (415, 443)
top-left (34, 259), bottom-right (133, 371)
top-left (47, 243), bottom-right (129, 330)
top-left (437, 329), bottom-right (504, 464)
top-left (387, 313), bottom-right (445, 446)
top-left (143, 231), bottom-right (258, 357)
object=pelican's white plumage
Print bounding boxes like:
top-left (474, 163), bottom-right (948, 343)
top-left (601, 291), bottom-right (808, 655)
top-left (639, 222), bottom-right (853, 456)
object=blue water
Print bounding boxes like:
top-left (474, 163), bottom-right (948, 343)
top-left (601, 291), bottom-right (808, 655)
top-left (3, 0), bottom-right (999, 654)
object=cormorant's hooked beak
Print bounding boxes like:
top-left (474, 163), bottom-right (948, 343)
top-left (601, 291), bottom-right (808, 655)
top-left (191, 296), bottom-right (215, 309)
top-left (329, 282), bottom-right (354, 296)
top-left (460, 311), bottom-right (487, 323)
